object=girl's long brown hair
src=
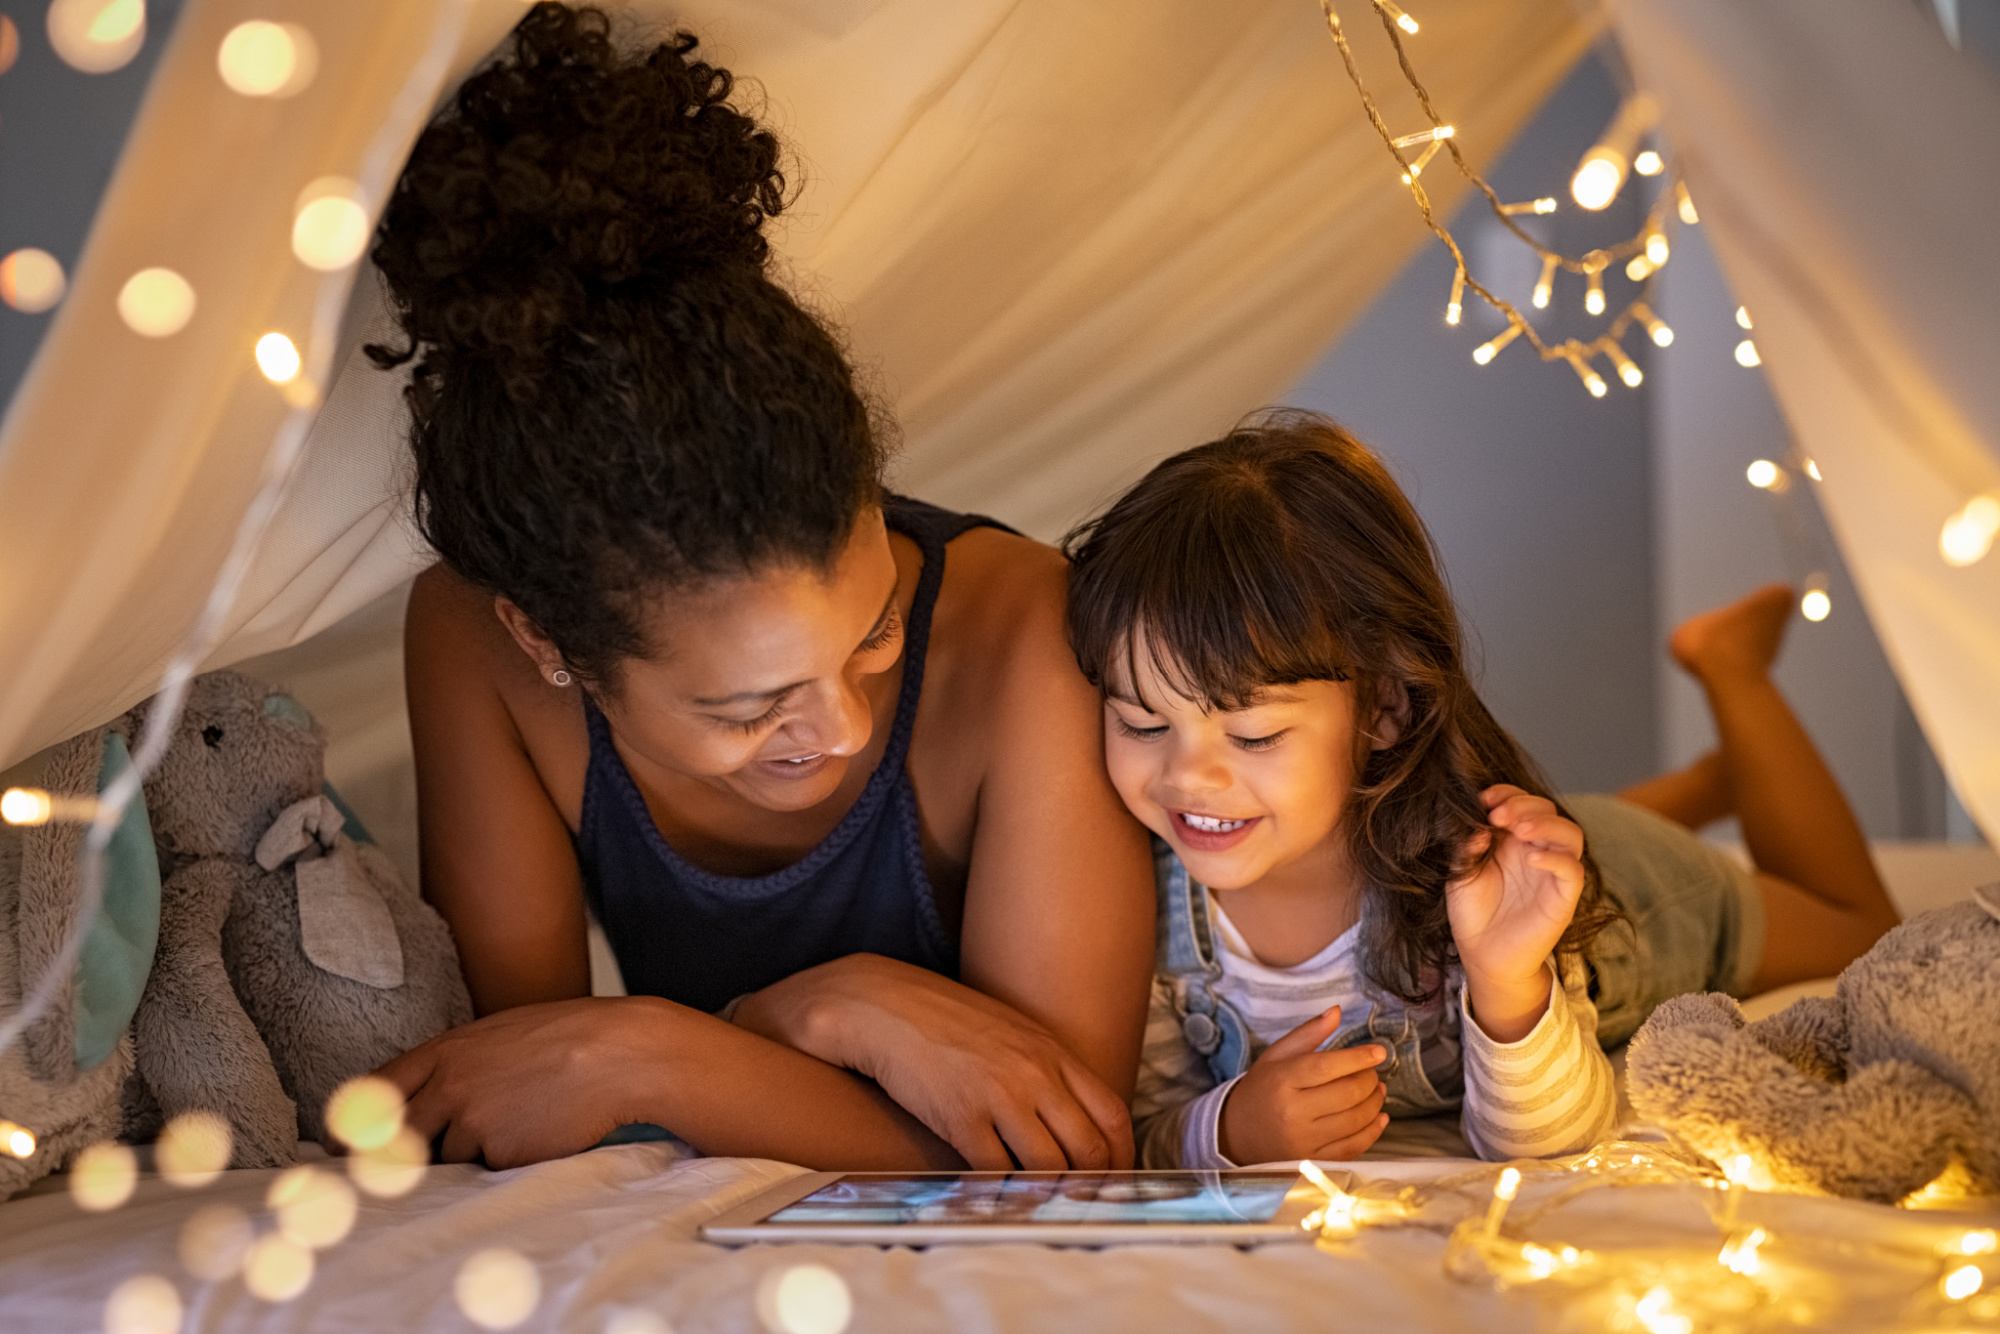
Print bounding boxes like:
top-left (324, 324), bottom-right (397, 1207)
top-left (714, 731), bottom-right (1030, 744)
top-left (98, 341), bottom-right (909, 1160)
top-left (1063, 409), bottom-right (1618, 1003)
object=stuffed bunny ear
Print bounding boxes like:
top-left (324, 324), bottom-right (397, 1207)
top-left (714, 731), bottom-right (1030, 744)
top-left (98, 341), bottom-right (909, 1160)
top-left (17, 725), bottom-right (162, 1081)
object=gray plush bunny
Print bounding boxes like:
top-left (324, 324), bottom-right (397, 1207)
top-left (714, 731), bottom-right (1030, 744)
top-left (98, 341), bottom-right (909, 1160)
top-left (1, 670), bottom-right (469, 1199)
top-left (1627, 886), bottom-right (2000, 1203)
top-left (121, 670), bottom-right (472, 1162)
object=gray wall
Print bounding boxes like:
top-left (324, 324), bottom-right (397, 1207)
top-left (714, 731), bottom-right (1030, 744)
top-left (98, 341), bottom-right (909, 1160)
top-left (1288, 57), bottom-right (1659, 796)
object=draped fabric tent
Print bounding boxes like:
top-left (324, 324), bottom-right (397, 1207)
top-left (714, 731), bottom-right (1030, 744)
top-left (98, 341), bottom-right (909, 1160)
top-left (0, 0), bottom-right (1995, 881)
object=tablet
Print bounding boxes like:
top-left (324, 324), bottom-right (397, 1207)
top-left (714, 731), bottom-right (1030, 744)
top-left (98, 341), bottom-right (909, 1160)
top-left (700, 1168), bottom-right (1336, 1246)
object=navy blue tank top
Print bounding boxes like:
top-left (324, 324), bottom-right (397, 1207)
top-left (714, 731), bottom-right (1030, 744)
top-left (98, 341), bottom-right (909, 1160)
top-left (574, 496), bottom-right (1005, 1013)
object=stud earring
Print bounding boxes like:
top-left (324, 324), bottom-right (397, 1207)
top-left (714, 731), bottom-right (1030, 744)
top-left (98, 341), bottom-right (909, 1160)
top-left (549, 668), bottom-right (573, 688)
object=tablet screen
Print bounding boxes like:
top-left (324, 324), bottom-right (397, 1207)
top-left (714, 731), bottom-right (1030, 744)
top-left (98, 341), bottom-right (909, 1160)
top-left (764, 1170), bottom-right (1299, 1226)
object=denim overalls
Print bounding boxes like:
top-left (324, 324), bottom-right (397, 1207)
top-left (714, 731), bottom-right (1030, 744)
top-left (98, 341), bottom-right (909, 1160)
top-left (1151, 839), bottom-right (1463, 1117)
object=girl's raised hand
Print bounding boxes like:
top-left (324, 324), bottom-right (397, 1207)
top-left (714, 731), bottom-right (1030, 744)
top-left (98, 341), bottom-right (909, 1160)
top-left (1445, 785), bottom-right (1586, 1039)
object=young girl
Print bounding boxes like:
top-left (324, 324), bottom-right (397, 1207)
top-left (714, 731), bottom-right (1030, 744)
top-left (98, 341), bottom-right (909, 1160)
top-left (1063, 410), bottom-right (1900, 1167)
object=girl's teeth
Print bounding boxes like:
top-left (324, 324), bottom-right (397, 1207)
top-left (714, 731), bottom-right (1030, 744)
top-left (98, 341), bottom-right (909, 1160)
top-left (1184, 814), bottom-right (1248, 832)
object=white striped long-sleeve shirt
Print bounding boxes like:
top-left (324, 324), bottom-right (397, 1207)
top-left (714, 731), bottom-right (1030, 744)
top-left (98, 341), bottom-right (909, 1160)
top-left (1131, 900), bottom-right (1618, 1167)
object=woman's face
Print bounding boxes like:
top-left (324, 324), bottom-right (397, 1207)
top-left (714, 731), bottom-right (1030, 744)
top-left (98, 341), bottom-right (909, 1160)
top-left (599, 509), bottom-right (905, 814)
top-left (1101, 641), bottom-right (1369, 893)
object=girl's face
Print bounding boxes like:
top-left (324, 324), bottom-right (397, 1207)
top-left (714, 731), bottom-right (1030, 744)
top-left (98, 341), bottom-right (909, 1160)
top-left (1103, 643), bottom-right (1377, 892)
top-left (599, 509), bottom-right (906, 814)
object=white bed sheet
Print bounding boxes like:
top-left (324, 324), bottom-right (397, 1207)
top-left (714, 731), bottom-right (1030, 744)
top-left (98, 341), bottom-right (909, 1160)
top-left (4, 1139), bottom-right (1994, 1333)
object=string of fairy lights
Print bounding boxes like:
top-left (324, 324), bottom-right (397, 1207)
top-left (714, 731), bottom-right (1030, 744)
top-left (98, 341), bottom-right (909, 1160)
top-left (1313, 0), bottom-right (2000, 578)
top-left (1298, 1146), bottom-right (2000, 1330)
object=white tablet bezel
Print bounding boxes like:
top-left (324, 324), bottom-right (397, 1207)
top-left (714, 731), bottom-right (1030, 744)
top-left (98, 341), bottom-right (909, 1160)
top-left (699, 1168), bottom-right (1337, 1246)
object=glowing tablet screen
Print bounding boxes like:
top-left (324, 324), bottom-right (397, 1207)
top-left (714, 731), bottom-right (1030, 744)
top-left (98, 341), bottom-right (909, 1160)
top-left (764, 1171), bottom-right (1299, 1226)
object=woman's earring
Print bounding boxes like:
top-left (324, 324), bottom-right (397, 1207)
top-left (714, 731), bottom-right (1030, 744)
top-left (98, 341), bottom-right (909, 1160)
top-left (549, 668), bottom-right (573, 688)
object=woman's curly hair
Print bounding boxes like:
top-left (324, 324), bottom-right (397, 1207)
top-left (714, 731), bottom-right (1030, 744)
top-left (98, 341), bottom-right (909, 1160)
top-left (367, 2), bottom-right (886, 687)
top-left (1063, 410), bottom-right (1620, 1003)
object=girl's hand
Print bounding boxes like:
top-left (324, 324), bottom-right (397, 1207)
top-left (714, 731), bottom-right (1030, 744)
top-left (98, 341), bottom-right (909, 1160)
top-left (1446, 786), bottom-right (1586, 1039)
top-left (732, 954), bottom-right (1134, 1171)
top-left (1218, 1006), bottom-right (1389, 1166)
top-left (374, 997), bottom-right (672, 1169)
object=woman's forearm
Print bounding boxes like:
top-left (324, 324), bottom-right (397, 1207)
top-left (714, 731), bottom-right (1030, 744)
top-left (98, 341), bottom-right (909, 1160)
top-left (624, 996), bottom-right (961, 1170)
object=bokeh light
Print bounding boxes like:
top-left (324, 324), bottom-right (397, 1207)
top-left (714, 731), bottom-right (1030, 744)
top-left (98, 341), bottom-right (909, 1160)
top-left (104, 1273), bottom-right (182, 1334)
top-left (455, 1248), bottom-right (541, 1330)
top-left (216, 21), bottom-right (317, 98)
top-left (255, 332), bottom-right (301, 384)
top-left (1939, 493), bottom-right (2000, 568)
top-left (1734, 338), bottom-right (1761, 369)
top-left (156, 1111), bottom-right (232, 1188)
top-left (290, 179), bottom-right (370, 272)
top-left (178, 1204), bottom-right (255, 1282)
top-left (0, 17), bottom-right (20, 77)
top-left (347, 1125), bottom-right (428, 1198)
top-left (46, 0), bottom-right (146, 75)
top-left (1800, 587), bottom-right (1832, 623)
top-left (756, 1264), bottom-right (853, 1334)
top-left (325, 1075), bottom-right (404, 1152)
top-left (1569, 153), bottom-right (1624, 211)
top-left (269, 1165), bottom-right (359, 1250)
top-left (604, 1311), bottom-right (676, 1334)
top-left (2, 248), bottom-right (68, 314)
top-left (69, 1141), bottom-right (139, 1211)
top-left (242, 1234), bottom-right (314, 1303)
top-left (117, 267), bottom-right (197, 339)
top-left (1744, 459), bottom-right (1782, 491)
top-left (1, 1118), bottom-right (36, 1158)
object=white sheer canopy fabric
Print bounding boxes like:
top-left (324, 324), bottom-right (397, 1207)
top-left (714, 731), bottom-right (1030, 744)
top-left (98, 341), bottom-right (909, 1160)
top-left (0, 0), bottom-right (1587, 777)
top-left (1605, 0), bottom-right (2000, 843)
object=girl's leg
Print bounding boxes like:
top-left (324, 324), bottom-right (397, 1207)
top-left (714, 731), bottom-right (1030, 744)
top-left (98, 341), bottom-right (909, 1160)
top-left (1667, 584), bottom-right (1900, 991)
top-left (1617, 750), bottom-right (1730, 830)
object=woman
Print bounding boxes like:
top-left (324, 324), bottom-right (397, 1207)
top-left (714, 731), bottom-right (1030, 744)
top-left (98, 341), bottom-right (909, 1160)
top-left (367, 4), bottom-right (1153, 1171)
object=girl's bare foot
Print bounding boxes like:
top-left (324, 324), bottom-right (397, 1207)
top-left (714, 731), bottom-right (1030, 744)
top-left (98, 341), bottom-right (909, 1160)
top-left (1669, 583), bottom-right (1796, 684)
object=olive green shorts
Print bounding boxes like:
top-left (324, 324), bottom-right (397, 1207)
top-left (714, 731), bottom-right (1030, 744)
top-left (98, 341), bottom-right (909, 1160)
top-left (1561, 793), bottom-right (1767, 1049)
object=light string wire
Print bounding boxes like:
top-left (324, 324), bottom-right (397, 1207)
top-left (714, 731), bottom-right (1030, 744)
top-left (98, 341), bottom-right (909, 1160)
top-left (1317, 0), bottom-right (1676, 382)
top-left (0, 0), bottom-right (480, 1071)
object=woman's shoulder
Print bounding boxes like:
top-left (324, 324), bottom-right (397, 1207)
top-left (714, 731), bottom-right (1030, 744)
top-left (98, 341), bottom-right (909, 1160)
top-left (930, 523), bottom-right (1074, 693)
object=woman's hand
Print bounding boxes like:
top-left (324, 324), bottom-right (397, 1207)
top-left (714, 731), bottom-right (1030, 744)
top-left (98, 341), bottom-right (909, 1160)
top-left (733, 954), bottom-right (1135, 1171)
top-left (1446, 785), bottom-right (1586, 1041)
top-left (373, 997), bottom-right (671, 1170)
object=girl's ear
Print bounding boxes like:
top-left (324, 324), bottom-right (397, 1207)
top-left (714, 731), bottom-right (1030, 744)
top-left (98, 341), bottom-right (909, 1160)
top-left (1365, 678), bottom-right (1411, 751)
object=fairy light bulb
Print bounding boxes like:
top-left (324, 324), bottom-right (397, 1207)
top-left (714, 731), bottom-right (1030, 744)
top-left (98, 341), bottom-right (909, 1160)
top-left (1532, 255), bottom-right (1557, 310)
top-left (1719, 1226), bottom-right (1768, 1277)
top-left (291, 178), bottom-right (370, 271)
top-left (1634, 149), bottom-right (1665, 176)
top-left (1472, 322), bottom-right (1522, 366)
top-left (1, 1119), bottom-right (35, 1158)
top-left (217, 21), bottom-right (317, 98)
top-left (1570, 155), bottom-right (1624, 211)
top-left (1803, 457), bottom-right (1822, 481)
top-left (1635, 1286), bottom-right (1694, 1334)
top-left (2, 788), bottom-right (52, 825)
top-left (1943, 1265), bottom-right (1985, 1301)
top-left (1584, 268), bottom-right (1606, 316)
top-left (1735, 305), bottom-right (1753, 330)
top-left (1626, 254), bottom-right (1655, 282)
top-left (47, 0), bottom-right (146, 74)
top-left (1676, 182), bottom-right (1700, 224)
top-left (1603, 342), bottom-right (1644, 388)
top-left (1391, 124), bottom-right (1453, 151)
top-left (1443, 267), bottom-right (1465, 326)
top-left (117, 267), bottom-right (196, 338)
top-left (1500, 197), bottom-right (1557, 216)
top-left (455, 1249), bottom-right (541, 1330)
top-left (1400, 139), bottom-right (1444, 184)
top-left (70, 1141), bottom-right (139, 1211)
top-left (1745, 459), bottom-right (1783, 490)
top-left (1631, 303), bottom-right (1674, 347)
top-left (1, 248), bottom-right (68, 314)
top-left (1961, 1230), bottom-right (2000, 1256)
top-left (757, 1264), bottom-right (854, 1334)
top-left (1374, 0), bottom-right (1421, 35)
top-left (1939, 493), bottom-right (2000, 567)
top-left (1800, 582), bottom-right (1832, 622)
top-left (254, 332), bottom-right (302, 384)
top-left (1734, 339), bottom-right (1761, 368)
top-left (1565, 349), bottom-right (1608, 397)
top-left (1645, 230), bottom-right (1670, 267)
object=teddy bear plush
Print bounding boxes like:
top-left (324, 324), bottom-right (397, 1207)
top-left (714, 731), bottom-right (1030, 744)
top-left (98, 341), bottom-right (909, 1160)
top-left (1626, 886), bottom-right (2000, 1204)
top-left (1, 670), bottom-right (470, 1199)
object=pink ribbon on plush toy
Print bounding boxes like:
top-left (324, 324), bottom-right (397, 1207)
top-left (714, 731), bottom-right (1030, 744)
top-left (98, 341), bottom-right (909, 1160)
top-left (253, 796), bottom-right (405, 989)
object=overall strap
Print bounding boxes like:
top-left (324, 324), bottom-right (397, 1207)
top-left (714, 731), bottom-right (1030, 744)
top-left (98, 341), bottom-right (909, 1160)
top-left (1152, 837), bottom-right (1256, 1083)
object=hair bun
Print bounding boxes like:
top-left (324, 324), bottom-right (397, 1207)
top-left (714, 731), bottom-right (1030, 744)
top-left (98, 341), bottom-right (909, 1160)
top-left (371, 3), bottom-right (785, 380)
